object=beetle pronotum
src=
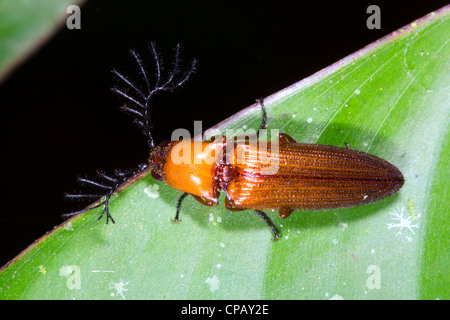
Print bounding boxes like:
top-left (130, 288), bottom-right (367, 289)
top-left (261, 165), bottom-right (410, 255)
top-left (66, 43), bottom-right (404, 239)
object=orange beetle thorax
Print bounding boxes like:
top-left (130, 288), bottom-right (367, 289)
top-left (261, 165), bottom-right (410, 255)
top-left (149, 140), bottom-right (224, 202)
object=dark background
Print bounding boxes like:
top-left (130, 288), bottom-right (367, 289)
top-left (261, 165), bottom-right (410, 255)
top-left (1, 1), bottom-right (447, 267)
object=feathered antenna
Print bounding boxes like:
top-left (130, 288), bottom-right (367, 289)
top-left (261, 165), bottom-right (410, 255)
top-left (64, 167), bottom-right (146, 223)
top-left (112, 42), bottom-right (197, 149)
top-left (65, 43), bottom-right (196, 223)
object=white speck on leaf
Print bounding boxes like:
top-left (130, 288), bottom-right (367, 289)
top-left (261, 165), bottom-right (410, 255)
top-left (340, 222), bottom-right (348, 230)
top-left (144, 184), bottom-right (160, 199)
top-left (63, 222), bottom-right (74, 231)
top-left (205, 275), bottom-right (219, 292)
top-left (38, 265), bottom-right (46, 275)
top-left (387, 206), bottom-right (420, 237)
top-left (108, 279), bottom-right (130, 300)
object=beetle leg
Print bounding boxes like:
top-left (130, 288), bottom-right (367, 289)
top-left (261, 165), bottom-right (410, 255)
top-left (278, 133), bottom-right (297, 144)
top-left (192, 195), bottom-right (216, 207)
top-left (225, 197), bottom-right (280, 239)
top-left (255, 210), bottom-right (280, 240)
top-left (172, 192), bottom-right (189, 222)
top-left (225, 197), bottom-right (245, 211)
top-left (256, 98), bottom-right (268, 137)
top-left (279, 207), bottom-right (294, 218)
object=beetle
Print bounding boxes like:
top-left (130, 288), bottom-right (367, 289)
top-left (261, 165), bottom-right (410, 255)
top-left (66, 43), bottom-right (404, 239)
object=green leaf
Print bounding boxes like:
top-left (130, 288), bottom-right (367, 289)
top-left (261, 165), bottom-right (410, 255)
top-left (0, 0), bottom-right (84, 83)
top-left (1, 7), bottom-right (448, 300)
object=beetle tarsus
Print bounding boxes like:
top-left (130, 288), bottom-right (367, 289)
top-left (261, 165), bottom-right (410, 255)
top-left (96, 190), bottom-right (116, 224)
top-left (65, 167), bottom-right (146, 223)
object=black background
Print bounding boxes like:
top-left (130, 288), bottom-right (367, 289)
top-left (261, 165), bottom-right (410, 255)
top-left (1, 1), bottom-right (447, 268)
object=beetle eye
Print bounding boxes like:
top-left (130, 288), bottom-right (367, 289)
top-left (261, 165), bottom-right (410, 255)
top-left (151, 171), bottom-right (163, 181)
top-left (160, 140), bottom-right (171, 147)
